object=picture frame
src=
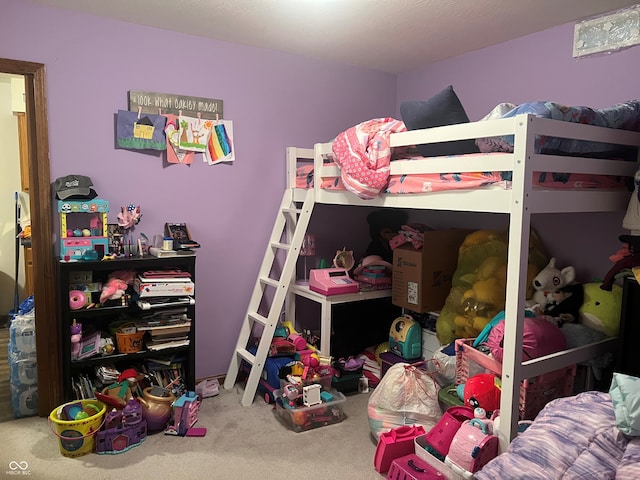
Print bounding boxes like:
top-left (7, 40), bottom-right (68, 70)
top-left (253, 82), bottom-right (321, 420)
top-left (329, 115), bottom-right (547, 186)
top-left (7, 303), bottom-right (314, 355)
top-left (107, 223), bottom-right (123, 255)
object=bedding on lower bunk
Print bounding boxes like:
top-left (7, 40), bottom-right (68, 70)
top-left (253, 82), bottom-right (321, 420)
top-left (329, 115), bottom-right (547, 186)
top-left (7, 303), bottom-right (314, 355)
top-left (475, 391), bottom-right (640, 480)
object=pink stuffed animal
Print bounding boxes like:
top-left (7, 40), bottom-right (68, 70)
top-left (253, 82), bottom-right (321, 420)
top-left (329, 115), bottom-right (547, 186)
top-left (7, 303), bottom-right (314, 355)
top-left (99, 270), bottom-right (136, 304)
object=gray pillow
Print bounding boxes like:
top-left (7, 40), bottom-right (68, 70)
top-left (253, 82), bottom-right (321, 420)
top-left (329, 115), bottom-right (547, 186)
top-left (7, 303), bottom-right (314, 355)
top-left (400, 85), bottom-right (480, 157)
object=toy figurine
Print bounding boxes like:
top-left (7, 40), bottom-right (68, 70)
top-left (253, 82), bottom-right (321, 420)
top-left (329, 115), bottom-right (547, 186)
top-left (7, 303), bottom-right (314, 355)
top-left (70, 320), bottom-right (82, 360)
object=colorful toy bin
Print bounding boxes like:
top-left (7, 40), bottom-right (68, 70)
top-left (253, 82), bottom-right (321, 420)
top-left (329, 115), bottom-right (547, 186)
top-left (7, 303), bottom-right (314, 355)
top-left (49, 399), bottom-right (106, 457)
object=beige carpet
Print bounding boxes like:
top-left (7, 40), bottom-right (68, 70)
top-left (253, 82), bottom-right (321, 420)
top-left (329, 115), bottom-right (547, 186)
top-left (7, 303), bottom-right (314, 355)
top-left (1, 385), bottom-right (385, 480)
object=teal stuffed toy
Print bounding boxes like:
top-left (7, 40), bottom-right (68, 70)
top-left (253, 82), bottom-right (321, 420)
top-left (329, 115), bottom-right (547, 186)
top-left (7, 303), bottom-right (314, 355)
top-left (579, 283), bottom-right (623, 337)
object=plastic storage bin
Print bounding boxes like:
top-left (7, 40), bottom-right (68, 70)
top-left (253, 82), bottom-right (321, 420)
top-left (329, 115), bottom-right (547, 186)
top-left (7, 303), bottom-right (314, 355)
top-left (414, 434), bottom-right (464, 480)
top-left (455, 338), bottom-right (576, 420)
top-left (274, 389), bottom-right (346, 432)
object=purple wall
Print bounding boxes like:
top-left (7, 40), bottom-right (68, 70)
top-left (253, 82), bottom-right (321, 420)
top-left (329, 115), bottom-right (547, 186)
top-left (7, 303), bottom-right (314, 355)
top-left (1, 0), bottom-right (396, 378)
top-left (397, 23), bottom-right (640, 283)
top-left (2, 1), bottom-right (638, 380)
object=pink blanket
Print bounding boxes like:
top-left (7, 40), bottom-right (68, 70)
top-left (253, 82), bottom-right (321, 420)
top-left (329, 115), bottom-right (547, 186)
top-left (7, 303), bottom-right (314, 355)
top-left (331, 118), bottom-right (407, 199)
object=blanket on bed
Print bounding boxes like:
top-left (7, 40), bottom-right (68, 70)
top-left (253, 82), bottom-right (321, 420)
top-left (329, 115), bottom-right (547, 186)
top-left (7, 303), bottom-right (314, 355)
top-left (331, 117), bottom-right (406, 199)
top-left (476, 100), bottom-right (640, 157)
top-left (475, 391), bottom-right (640, 480)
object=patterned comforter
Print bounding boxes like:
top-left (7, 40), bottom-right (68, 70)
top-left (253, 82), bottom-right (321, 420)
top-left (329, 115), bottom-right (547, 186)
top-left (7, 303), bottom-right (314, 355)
top-left (476, 100), bottom-right (640, 157)
top-left (475, 391), bottom-right (640, 480)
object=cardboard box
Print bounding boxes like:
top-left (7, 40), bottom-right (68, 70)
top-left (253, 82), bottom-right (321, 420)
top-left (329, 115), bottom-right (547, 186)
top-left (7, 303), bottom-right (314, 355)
top-left (392, 229), bottom-right (469, 312)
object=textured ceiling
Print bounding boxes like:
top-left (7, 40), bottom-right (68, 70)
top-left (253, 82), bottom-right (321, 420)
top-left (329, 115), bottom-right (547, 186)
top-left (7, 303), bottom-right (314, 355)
top-left (29, 0), bottom-right (640, 73)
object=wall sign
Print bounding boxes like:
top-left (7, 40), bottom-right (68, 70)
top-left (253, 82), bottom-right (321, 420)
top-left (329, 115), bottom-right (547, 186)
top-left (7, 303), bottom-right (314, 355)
top-left (128, 90), bottom-right (223, 120)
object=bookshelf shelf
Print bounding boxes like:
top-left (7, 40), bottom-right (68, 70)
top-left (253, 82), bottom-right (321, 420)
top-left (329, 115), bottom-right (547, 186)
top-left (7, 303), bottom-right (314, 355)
top-left (57, 255), bottom-right (196, 402)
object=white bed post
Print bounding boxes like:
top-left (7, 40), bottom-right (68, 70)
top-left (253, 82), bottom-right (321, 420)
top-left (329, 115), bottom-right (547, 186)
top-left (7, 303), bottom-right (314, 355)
top-left (498, 115), bottom-right (536, 452)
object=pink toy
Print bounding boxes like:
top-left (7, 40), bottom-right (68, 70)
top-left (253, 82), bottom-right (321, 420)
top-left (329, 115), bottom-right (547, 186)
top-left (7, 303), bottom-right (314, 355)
top-left (117, 203), bottom-right (142, 230)
top-left (420, 406), bottom-right (475, 461)
top-left (69, 290), bottom-right (86, 310)
top-left (99, 270), bottom-right (137, 304)
top-left (282, 384), bottom-right (299, 407)
top-left (374, 424), bottom-right (426, 474)
top-left (445, 419), bottom-right (499, 477)
top-left (165, 391), bottom-right (201, 436)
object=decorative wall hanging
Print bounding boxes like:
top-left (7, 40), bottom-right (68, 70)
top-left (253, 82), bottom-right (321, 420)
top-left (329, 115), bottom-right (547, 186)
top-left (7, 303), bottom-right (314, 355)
top-left (116, 109), bottom-right (167, 151)
top-left (163, 113), bottom-right (195, 165)
top-left (204, 120), bottom-right (235, 165)
top-left (129, 90), bottom-right (223, 120)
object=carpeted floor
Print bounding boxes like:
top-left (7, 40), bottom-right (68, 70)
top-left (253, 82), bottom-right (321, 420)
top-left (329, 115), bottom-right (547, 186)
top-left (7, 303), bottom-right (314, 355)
top-left (1, 384), bottom-right (385, 480)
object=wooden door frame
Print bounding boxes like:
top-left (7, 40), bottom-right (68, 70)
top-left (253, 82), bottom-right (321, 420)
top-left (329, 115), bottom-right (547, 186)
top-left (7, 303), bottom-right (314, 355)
top-left (1, 58), bottom-right (60, 415)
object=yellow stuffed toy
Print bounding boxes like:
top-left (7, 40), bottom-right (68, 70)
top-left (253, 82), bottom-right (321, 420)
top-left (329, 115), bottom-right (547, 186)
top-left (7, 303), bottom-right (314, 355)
top-left (437, 230), bottom-right (547, 344)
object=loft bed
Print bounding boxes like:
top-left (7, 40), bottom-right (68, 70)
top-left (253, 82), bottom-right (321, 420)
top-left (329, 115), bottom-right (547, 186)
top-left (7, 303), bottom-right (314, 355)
top-left (284, 109), bottom-right (640, 451)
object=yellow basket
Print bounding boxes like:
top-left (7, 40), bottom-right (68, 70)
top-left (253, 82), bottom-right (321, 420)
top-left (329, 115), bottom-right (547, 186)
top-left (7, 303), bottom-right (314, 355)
top-left (115, 331), bottom-right (145, 353)
top-left (49, 400), bottom-right (106, 457)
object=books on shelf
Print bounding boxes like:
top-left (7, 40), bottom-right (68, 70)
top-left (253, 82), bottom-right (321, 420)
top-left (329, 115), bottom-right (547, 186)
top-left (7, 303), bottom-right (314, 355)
top-left (146, 338), bottom-right (190, 351)
top-left (137, 270), bottom-right (192, 282)
top-left (136, 296), bottom-right (195, 310)
top-left (135, 318), bottom-right (191, 331)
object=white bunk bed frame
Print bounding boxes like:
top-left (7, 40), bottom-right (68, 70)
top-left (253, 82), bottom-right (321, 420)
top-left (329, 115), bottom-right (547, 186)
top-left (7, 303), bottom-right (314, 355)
top-left (226, 113), bottom-right (640, 451)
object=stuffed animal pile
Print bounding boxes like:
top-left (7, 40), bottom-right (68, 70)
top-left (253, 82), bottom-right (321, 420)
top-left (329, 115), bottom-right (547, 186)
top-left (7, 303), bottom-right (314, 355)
top-left (436, 229), bottom-right (547, 344)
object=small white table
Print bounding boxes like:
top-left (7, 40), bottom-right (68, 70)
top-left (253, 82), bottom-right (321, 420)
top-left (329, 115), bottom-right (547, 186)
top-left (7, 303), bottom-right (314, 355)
top-left (286, 284), bottom-right (392, 357)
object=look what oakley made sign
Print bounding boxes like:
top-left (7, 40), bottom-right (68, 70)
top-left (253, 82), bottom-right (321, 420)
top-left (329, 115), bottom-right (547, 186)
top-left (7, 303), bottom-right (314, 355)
top-left (128, 90), bottom-right (223, 120)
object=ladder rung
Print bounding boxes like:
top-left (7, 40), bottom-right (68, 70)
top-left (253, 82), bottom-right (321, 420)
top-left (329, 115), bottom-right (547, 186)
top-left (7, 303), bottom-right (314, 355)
top-left (260, 277), bottom-right (279, 289)
top-left (282, 207), bottom-right (301, 215)
top-left (270, 241), bottom-right (290, 250)
top-left (248, 311), bottom-right (268, 326)
top-left (237, 348), bottom-right (255, 365)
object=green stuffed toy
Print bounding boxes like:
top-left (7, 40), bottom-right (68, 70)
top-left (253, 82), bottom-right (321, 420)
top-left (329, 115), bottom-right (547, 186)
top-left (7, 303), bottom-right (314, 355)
top-left (579, 283), bottom-right (623, 337)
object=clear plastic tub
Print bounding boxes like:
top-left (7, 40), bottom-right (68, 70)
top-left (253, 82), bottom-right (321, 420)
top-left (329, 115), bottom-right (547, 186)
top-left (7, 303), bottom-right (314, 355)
top-left (274, 389), bottom-right (346, 432)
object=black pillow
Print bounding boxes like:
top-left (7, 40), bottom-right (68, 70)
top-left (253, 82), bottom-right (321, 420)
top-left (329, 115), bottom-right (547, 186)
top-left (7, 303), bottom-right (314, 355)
top-left (400, 85), bottom-right (480, 157)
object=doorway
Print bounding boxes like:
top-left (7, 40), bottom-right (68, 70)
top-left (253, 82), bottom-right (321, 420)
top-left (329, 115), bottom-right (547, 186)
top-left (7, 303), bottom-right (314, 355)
top-left (0, 58), bottom-right (59, 417)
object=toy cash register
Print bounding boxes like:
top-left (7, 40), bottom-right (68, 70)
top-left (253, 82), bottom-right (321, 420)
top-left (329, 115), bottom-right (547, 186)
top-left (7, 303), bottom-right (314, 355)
top-left (309, 268), bottom-right (359, 296)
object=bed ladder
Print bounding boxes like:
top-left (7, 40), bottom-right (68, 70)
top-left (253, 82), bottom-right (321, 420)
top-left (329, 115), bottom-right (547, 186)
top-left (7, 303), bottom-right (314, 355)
top-left (224, 187), bottom-right (316, 406)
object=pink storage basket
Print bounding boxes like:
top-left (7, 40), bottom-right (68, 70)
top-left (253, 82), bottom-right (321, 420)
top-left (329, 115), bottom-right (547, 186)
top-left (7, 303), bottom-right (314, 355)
top-left (455, 338), bottom-right (575, 420)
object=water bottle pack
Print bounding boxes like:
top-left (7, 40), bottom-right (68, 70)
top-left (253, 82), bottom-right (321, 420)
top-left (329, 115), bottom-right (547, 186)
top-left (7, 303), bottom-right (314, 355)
top-left (10, 383), bottom-right (39, 418)
top-left (9, 311), bottom-right (36, 355)
top-left (8, 303), bottom-right (39, 418)
top-left (8, 352), bottom-right (38, 386)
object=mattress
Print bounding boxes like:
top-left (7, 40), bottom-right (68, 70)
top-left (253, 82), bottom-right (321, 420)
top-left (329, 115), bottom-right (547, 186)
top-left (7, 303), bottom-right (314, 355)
top-left (295, 155), bottom-right (631, 194)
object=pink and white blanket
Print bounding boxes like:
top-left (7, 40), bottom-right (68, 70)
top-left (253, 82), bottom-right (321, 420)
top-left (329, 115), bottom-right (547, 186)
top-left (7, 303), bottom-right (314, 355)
top-left (331, 118), bottom-right (406, 199)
